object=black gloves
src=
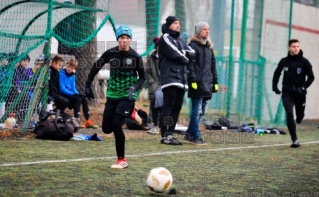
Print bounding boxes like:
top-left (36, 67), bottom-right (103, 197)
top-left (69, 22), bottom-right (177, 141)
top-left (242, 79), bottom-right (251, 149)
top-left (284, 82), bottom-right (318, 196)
top-left (272, 87), bottom-right (281, 95)
top-left (128, 86), bottom-right (136, 101)
top-left (85, 80), bottom-right (95, 100)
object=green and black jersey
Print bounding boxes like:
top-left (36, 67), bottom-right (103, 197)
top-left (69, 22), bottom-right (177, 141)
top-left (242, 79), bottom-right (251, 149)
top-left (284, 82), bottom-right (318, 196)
top-left (87, 46), bottom-right (146, 100)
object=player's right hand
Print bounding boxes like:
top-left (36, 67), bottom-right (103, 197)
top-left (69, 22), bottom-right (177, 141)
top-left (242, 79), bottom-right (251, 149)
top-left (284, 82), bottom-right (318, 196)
top-left (85, 80), bottom-right (95, 100)
top-left (273, 87), bottom-right (281, 95)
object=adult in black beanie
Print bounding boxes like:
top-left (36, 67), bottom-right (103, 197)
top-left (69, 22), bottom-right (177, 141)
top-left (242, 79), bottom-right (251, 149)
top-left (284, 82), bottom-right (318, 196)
top-left (158, 15), bottom-right (195, 145)
top-left (165, 16), bottom-right (179, 27)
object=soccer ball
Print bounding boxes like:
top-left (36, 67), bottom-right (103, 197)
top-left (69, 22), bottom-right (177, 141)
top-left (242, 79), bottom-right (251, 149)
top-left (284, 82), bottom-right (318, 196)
top-left (146, 167), bottom-right (173, 193)
top-left (5, 117), bottom-right (16, 127)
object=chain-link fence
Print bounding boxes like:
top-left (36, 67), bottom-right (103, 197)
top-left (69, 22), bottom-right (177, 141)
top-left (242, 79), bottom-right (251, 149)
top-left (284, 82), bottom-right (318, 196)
top-left (1, 0), bottom-right (312, 131)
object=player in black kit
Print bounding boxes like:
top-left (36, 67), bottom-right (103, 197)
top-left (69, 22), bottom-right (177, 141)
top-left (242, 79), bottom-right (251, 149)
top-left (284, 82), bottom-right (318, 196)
top-left (272, 39), bottom-right (314, 148)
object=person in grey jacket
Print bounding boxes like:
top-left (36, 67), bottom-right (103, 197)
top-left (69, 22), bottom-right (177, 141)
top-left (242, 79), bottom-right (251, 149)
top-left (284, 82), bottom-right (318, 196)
top-left (185, 22), bottom-right (218, 145)
top-left (158, 16), bottom-right (195, 145)
top-left (146, 37), bottom-right (161, 132)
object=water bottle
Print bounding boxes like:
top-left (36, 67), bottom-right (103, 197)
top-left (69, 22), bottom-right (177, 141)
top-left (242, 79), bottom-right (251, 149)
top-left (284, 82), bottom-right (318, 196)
top-left (256, 128), bottom-right (264, 136)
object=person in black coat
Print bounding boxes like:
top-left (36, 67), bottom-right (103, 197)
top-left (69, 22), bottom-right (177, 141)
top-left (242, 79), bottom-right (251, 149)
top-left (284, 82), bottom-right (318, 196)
top-left (272, 39), bottom-right (314, 148)
top-left (158, 16), bottom-right (195, 145)
top-left (48, 55), bottom-right (69, 113)
top-left (185, 22), bottom-right (218, 145)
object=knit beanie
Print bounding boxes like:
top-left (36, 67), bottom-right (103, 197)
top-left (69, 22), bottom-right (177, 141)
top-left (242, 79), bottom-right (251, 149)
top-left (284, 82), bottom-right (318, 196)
top-left (195, 22), bottom-right (209, 34)
top-left (116, 25), bottom-right (132, 40)
top-left (165, 16), bottom-right (179, 27)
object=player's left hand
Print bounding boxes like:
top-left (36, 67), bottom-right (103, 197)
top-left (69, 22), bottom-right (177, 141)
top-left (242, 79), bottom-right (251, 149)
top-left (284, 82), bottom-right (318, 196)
top-left (128, 86), bottom-right (136, 101)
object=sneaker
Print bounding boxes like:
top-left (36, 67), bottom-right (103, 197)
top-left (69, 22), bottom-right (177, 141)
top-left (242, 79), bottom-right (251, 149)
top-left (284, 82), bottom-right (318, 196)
top-left (27, 121), bottom-right (36, 130)
top-left (131, 107), bottom-right (142, 125)
top-left (291, 140), bottom-right (300, 148)
top-left (147, 127), bottom-right (160, 135)
top-left (68, 117), bottom-right (80, 133)
top-left (182, 134), bottom-right (193, 144)
top-left (29, 120), bottom-right (36, 128)
top-left (191, 139), bottom-right (208, 146)
top-left (161, 135), bottom-right (183, 145)
top-left (111, 158), bottom-right (128, 169)
top-left (85, 119), bottom-right (99, 129)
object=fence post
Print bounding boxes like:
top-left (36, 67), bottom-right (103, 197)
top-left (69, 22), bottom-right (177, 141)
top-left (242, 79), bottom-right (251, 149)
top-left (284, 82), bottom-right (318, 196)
top-left (226, 0), bottom-right (236, 118)
top-left (274, 0), bottom-right (293, 125)
top-left (256, 57), bottom-right (266, 124)
top-left (237, 0), bottom-right (249, 114)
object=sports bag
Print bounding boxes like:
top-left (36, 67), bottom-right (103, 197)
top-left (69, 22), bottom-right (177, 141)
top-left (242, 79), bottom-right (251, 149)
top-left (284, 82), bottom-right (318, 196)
top-left (34, 109), bottom-right (74, 141)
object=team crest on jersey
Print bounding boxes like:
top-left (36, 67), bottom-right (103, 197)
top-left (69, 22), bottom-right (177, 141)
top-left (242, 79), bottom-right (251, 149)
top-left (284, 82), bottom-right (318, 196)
top-left (284, 67), bottom-right (288, 71)
top-left (126, 58), bottom-right (132, 65)
top-left (297, 67), bottom-right (301, 74)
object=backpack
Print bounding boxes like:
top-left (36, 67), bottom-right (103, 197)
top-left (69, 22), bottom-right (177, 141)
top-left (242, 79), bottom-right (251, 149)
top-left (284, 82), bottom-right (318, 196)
top-left (34, 109), bottom-right (74, 141)
top-left (218, 117), bottom-right (238, 129)
top-left (237, 123), bottom-right (255, 133)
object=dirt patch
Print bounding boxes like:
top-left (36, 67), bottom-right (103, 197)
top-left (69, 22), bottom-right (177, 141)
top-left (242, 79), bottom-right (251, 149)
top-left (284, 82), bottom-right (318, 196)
top-left (0, 129), bottom-right (35, 140)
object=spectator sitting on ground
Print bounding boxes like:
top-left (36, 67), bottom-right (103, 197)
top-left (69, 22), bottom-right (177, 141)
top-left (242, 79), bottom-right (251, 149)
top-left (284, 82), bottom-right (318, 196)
top-left (59, 58), bottom-right (98, 129)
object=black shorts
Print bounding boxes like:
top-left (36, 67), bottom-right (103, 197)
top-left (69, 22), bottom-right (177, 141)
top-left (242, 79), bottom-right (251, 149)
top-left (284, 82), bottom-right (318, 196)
top-left (103, 99), bottom-right (135, 117)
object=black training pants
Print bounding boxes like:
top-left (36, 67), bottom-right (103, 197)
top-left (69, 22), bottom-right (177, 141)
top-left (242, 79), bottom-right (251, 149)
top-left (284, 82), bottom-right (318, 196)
top-left (63, 94), bottom-right (90, 120)
top-left (52, 95), bottom-right (69, 113)
top-left (159, 86), bottom-right (185, 137)
top-left (282, 91), bottom-right (306, 142)
top-left (101, 99), bottom-right (135, 159)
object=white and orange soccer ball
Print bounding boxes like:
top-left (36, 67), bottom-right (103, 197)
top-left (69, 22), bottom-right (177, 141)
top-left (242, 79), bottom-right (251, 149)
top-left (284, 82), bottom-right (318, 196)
top-left (5, 117), bottom-right (16, 128)
top-left (146, 167), bottom-right (173, 193)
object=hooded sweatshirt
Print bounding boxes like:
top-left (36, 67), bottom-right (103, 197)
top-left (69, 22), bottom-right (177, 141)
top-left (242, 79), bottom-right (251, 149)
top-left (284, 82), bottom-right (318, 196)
top-left (272, 50), bottom-right (314, 94)
top-left (59, 68), bottom-right (79, 96)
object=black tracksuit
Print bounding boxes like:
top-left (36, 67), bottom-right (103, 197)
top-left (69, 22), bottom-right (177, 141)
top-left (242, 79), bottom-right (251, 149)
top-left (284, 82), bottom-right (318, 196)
top-left (48, 66), bottom-right (69, 112)
top-left (158, 24), bottom-right (194, 137)
top-left (272, 50), bottom-right (314, 141)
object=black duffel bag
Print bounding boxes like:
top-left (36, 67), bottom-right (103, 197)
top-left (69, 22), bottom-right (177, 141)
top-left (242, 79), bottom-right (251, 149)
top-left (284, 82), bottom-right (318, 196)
top-left (34, 109), bottom-right (74, 141)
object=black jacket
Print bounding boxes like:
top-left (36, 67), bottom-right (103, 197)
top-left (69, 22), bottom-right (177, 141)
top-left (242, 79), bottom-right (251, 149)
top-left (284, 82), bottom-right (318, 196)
top-left (187, 34), bottom-right (218, 99)
top-left (158, 24), bottom-right (194, 90)
top-left (272, 50), bottom-right (314, 94)
top-left (49, 66), bottom-right (61, 97)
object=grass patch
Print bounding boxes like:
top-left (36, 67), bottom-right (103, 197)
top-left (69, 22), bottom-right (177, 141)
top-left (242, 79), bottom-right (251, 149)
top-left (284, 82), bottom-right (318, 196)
top-left (0, 128), bottom-right (319, 196)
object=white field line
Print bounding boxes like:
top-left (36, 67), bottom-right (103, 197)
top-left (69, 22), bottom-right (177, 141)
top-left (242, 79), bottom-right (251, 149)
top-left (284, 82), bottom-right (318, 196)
top-left (1, 141), bottom-right (318, 167)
